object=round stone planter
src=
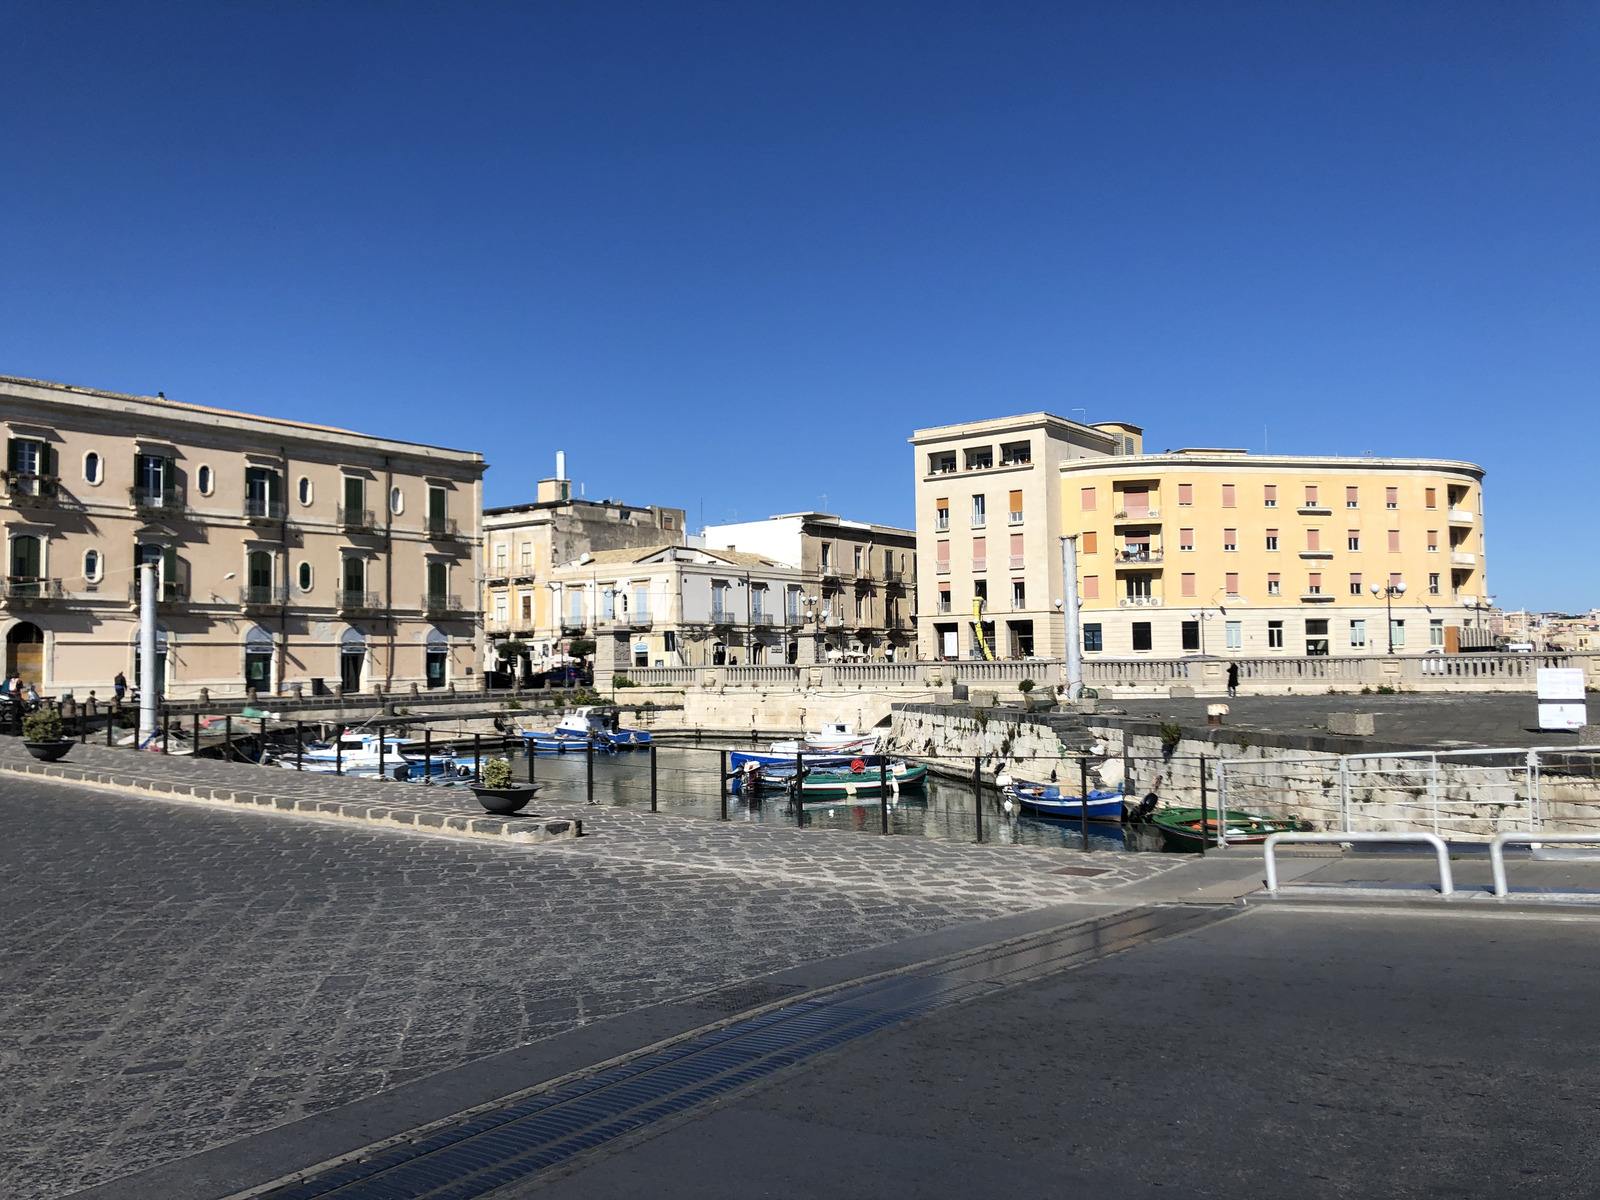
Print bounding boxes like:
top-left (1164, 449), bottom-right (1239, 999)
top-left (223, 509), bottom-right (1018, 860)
top-left (24, 740), bottom-right (73, 763)
top-left (470, 784), bottom-right (540, 815)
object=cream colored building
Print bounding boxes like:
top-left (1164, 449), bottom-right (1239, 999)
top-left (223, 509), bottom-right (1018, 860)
top-left (1060, 450), bottom-right (1486, 657)
top-left (2, 375), bottom-right (484, 699)
top-left (911, 413), bottom-right (1143, 661)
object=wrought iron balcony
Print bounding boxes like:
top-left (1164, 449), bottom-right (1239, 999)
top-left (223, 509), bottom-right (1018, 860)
top-left (127, 579), bottom-right (189, 606)
top-left (2, 576), bottom-right (65, 604)
top-left (244, 497), bottom-right (286, 523)
top-left (2, 472), bottom-right (61, 507)
top-left (338, 589), bottom-right (382, 613)
top-left (130, 483), bottom-right (186, 512)
top-left (425, 515), bottom-right (462, 539)
top-left (1115, 549), bottom-right (1163, 564)
top-left (338, 506), bottom-right (377, 533)
top-left (422, 593), bottom-right (463, 615)
top-left (240, 585), bottom-right (289, 608)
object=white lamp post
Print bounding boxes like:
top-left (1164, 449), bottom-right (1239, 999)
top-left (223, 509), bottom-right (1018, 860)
top-left (1370, 580), bottom-right (1407, 653)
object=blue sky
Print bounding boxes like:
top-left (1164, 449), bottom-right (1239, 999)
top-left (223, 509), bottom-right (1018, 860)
top-left (2, 1), bottom-right (1596, 611)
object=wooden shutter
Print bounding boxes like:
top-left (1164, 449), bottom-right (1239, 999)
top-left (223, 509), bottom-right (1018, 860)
top-left (1008, 490), bottom-right (1022, 515)
top-left (161, 458), bottom-right (176, 503)
top-left (5, 439), bottom-right (16, 472)
top-left (1220, 484), bottom-right (1235, 508)
top-left (1081, 487), bottom-right (1096, 511)
top-left (1081, 531), bottom-right (1097, 554)
top-left (162, 546), bottom-right (178, 598)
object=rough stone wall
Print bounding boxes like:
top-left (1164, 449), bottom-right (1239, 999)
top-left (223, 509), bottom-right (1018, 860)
top-left (887, 703), bottom-right (1098, 779)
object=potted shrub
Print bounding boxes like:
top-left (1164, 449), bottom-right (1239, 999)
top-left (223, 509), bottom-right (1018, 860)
top-left (22, 709), bottom-right (72, 762)
top-left (470, 757), bottom-right (540, 814)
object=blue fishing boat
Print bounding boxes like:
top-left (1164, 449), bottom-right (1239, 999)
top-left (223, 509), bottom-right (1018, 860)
top-left (519, 706), bottom-right (650, 754)
top-left (1003, 778), bottom-right (1127, 821)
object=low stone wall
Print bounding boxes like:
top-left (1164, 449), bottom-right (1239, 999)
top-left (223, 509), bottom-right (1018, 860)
top-left (887, 703), bottom-right (1098, 779)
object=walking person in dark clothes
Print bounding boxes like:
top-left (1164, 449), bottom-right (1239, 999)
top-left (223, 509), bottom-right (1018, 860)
top-left (1226, 662), bottom-right (1239, 697)
top-left (114, 671), bottom-right (127, 703)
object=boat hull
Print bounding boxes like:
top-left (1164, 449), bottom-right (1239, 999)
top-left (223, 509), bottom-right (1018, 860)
top-left (1150, 806), bottom-right (1308, 850)
top-left (799, 764), bottom-right (928, 801)
top-left (1009, 784), bottom-right (1126, 822)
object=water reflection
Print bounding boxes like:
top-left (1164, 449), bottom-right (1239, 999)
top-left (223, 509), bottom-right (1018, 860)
top-left (515, 745), bottom-right (1160, 853)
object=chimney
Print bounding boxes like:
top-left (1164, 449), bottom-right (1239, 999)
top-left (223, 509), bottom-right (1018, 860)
top-left (556, 450), bottom-right (567, 481)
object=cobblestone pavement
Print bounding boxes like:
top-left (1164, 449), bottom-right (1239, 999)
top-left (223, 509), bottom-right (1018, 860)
top-left (0, 753), bottom-right (1185, 1199)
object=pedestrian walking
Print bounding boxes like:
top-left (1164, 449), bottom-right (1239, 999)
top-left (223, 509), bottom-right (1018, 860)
top-left (114, 671), bottom-right (127, 702)
top-left (1226, 662), bottom-right (1239, 697)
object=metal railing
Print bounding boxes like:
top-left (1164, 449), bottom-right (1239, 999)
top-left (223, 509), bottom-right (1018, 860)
top-left (1490, 833), bottom-right (1600, 897)
top-left (244, 497), bottom-right (286, 521)
top-left (422, 593), bottom-right (463, 615)
top-left (1263, 832), bottom-right (1454, 895)
top-left (240, 585), bottom-right (289, 607)
top-left (338, 589), bottom-right (382, 612)
top-left (2, 576), bottom-right (66, 601)
top-left (130, 484), bottom-right (186, 511)
top-left (425, 516), bottom-right (461, 538)
top-left (126, 579), bottom-right (188, 605)
top-left (338, 506), bottom-right (377, 532)
top-left (1115, 549), bottom-right (1162, 564)
top-left (1, 472), bottom-right (60, 504)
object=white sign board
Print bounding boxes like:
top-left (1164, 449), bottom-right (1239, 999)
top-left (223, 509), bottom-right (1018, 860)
top-left (1537, 668), bottom-right (1586, 701)
top-left (1538, 702), bottom-right (1588, 732)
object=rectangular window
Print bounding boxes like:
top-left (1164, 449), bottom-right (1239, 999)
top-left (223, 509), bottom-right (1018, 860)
top-left (1429, 572), bottom-right (1440, 595)
top-left (1221, 483), bottom-right (1236, 508)
top-left (1082, 623), bottom-right (1103, 652)
top-left (495, 544), bottom-right (508, 569)
top-left (521, 594), bottom-right (532, 622)
top-left (1225, 620), bottom-right (1242, 649)
top-left (1132, 622), bottom-right (1153, 651)
top-left (1389, 572), bottom-right (1402, 589)
top-left (601, 588), bottom-right (615, 620)
top-left (1000, 440), bottom-right (1031, 465)
top-left (1386, 486), bottom-right (1399, 509)
top-left (1081, 486), bottom-right (1097, 511)
top-left (1263, 484), bottom-right (1277, 508)
top-left (1265, 529), bottom-right (1279, 551)
top-left (1306, 528), bottom-right (1321, 552)
top-left (930, 452), bottom-right (956, 475)
top-left (855, 594), bottom-right (866, 620)
top-left (1008, 490), bottom-right (1023, 523)
top-left (971, 495), bottom-right (986, 527)
top-left (1430, 618), bottom-right (1444, 646)
top-left (1081, 531), bottom-right (1098, 554)
top-left (1391, 618), bottom-right (1406, 647)
top-left (1082, 574), bottom-right (1099, 599)
top-left (1427, 530), bottom-right (1438, 552)
top-left (971, 536), bottom-right (986, 571)
top-left (965, 446), bottom-right (993, 471)
top-left (973, 580), bottom-right (987, 603)
top-left (1388, 529), bottom-right (1401, 553)
top-left (1011, 579), bottom-right (1026, 608)
top-left (1177, 483), bottom-right (1193, 506)
top-left (1307, 572), bottom-right (1322, 594)
top-left (1425, 487), bottom-right (1437, 509)
top-left (821, 542), bottom-right (832, 569)
top-left (1225, 572), bottom-right (1239, 595)
top-left (1305, 485), bottom-right (1319, 507)
top-left (1268, 620), bottom-right (1284, 648)
top-left (1181, 621), bottom-right (1200, 651)
top-left (520, 543), bottom-right (532, 568)
top-left (1350, 619), bottom-right (1366, 648)
top-left (1349, 572), bottom-right (1362, 595)
top-left (1348, 530), bottom-right (1361, 551)
top-left (1343, 486), bottom-right (1357, 509)
top-left (495, 594), bottom-right (508, 623)
top-left (1009, 532), bottom-right (1024, 569)
top-left (935, 586), bottom-right (951, 613)
top-left (935, 498), bottom-right (949, 530)
top-left (1180, 528), bottom-right (1194, 551)
top-left (1306, 618), bottom-right (1330, 656)
top-left (853, 545), bottom-right (863, 572)
top-left (1181, 572), bottom-right (1196, 597)
top-left (935, 540), bottom-right (950, 573)
top-left (1267, 573), bottom-right (1281, 596)
top-left (1223, 528), bottom-right (1237, 551)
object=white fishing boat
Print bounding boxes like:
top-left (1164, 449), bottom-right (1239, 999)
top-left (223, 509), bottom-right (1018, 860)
top-left (769, 722), bottom-right (881, 756)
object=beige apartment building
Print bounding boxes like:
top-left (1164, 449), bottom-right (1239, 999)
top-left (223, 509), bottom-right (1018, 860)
top-left (911, 413), bottom-right (1143, 660)
top-left (2, 375), bottom-right (484, 699)
top-left (700, 512), bottom-right (917, 661)
top-left (481, 459), bottom-right (685, 676)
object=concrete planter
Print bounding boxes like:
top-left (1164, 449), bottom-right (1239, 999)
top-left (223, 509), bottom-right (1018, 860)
top-left (23, 740), bottom-right (73, 763)
top-left (470, 784), bottom-right (540, 815)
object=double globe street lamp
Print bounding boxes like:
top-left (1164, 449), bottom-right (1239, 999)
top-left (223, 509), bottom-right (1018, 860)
top-left (1369, 579), bottom-right (1407, 654)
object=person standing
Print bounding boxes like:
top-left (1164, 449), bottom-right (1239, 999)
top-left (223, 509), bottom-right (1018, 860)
top-left (1226, 661), bottom-right (1239, 697)
top-left (114, 671), bottom-right (127, 702)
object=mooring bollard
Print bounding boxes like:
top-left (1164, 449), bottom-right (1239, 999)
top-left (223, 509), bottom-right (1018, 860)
top-left (225, 715), bottom-right (233, 762)
top-left (1079, 757), bottom-right (1090, 853)
top-left (973, 755), bottom-right (984, 844)
top-left (107, 706), bottom-right (115, 747)
top-left (474, 733), bottom-right (482, 784)
top-left (296, 721), bottom-right (304, 771)
top-left (720, 749), bottom-right (729, 820)
top-left (423, 729), bottom-right (432, 785)
top-left (649, 743), bottom-right (658, 812)
top-left (878, 756), bottom-right (889, 835)
top-left (193, 712), bottom-right (201, 757)
top-left (259, 717), bottom-right (266, 760)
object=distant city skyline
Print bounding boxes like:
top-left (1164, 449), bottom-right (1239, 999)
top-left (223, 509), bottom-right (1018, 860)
top-left (2, 2), bottom-right (1594, 610)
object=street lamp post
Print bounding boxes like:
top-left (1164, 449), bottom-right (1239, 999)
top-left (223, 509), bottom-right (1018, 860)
top-left (1370, 580), bottom-right (1407, 654)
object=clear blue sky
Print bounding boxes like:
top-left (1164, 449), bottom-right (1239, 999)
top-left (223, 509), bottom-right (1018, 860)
top-left (3, 2), bottom-right (1595, 611)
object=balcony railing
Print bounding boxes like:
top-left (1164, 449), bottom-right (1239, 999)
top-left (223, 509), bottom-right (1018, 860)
top-left (1007, 511), bottom-right (1023, 524)
top-left (1115, 549), bottom-right (1163, 564)
top-left (422, 593), bottom-right (463, 615)
top-left (1113, 508), bottom-right (1159, 522)
top-left (934, 518), bottom-right (949, 531)
top-left (338, 506), bottom-right (377, 532)
top-left (3, 577), bottom-right (65, 603)
top-left (130, 483), bottom-right (186, 512)
top-left (425, 516), bottom-right (462, 539)
top-left (935, 561), bottom-right (950, 575)
top-left (1451, 551), bottom-right (1477, 567)
top-left (971, 557), bottom-right (987, 571)
top-left (1449, 508), bottom-right (1474, 523)
top-left (244, 497), bottom-right (286, 522)
top-left (338, 589), bottom-right (382, 612)
top-left (1008, 555), bottom-right (1025, 569)
top-left (2, 473), bottom-right (61, 506)
top-left (1299, 550), bottom-right (1334, 560)
top-left (560, 617), bottom-right (586, 633)
top-left (886, 616), bottom-right (908, 628)
top-left (1118, 596), bottom-right (1162, 607)
top-left (751, 612), bottom-right (776, 626)
top-left (1301, 590), bottom-right (1335, 602)
top-left (882, 569), bottom-right (905, 584)
top-left (1297, 505), bottom-right (1332, 516)
top-left (127, 580), bottom-right (189, 606)
top-left (240, 585), bottom-right (289, 607)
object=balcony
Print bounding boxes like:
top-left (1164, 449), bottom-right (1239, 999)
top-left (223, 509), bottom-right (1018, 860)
top-left (239, 585), bottom-right (289, 609)
top-left (338, 589), bottom-right (383, 614)
top-left (127, 580), bottom-right (189, 607)
top-left (1008, 555), bottom-right (1025, 569)
top-left (3, 577), bottom-right (65, 605)
top-left (425, 515), bottom-right (464, 540)
top-left (751, 612), bottom-right (777, 626)
top-left (1118, 595), bottom-right (1162, 607)
top-left (1115, 549), bottom-right (1163, 565)
top-left (1298, 550), bottom-right (1334, 560)
top-left (244, 497), bottom-right (286, 524)
top-left (1297, 505), bottom-right (1332, 516)
top-left (601, 613), bottom-right (652, 630)
top-left (2, 473), bottom-right (61, 507)
top-left (885, 616), bottom-right (909, 629)
top-left (1300, 590), bottom-right (1336, 603)
top-left (422, 593), bottom-right (464, 616)
top-left (338, 506), bottom-right (378, 533)
top-left (883, 569), bottom-right (905, 585)
top-left (1449, 508), bottom-right (1474, 524)
top-left (1450, 551), bottom-right (1476, 567)
top-left (1113, 508), bottom-right (1160, 524)
top-left (1007, 511), bottom-right (1023, 524)
top-left (560, 617), bottom-right (587, 633)
top-left (971, 557), bottom-right (987, 571)
top-left (934, 518), bottom-right (949, 531)
top-left (130, 483), bottom-right (186, 514)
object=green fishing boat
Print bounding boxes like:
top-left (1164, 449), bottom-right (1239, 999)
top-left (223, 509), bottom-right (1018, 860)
top-left (1150, 806), bottom-right (1309, 851)
top-left (799, 761), bottom-right (927, 802)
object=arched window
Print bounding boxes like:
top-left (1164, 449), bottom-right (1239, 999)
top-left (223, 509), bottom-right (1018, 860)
top-left (297, 561), bottom-right (313, 592)
top-left (298, 476), bottom-right (312, 506)
top-left (390, 486), bottom-right (404, 515)
top-left (83, 549), bottom-right (101, 582)
top-left (197, 465), bottom-right (214, 496)
top-left (84, 452), bottom-right (102, 485)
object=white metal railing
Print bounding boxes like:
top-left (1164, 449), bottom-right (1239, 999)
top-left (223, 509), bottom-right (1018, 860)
top-left (1448, 508), bottom-right (1474, 523)
top-left (1263, 832), bottom-right (1454, 895)
top-left (1490, 833), bottom-right (1600, 897)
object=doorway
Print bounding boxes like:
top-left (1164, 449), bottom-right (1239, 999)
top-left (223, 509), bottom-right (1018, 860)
top-left (6, 622), bottom-right (44, 684)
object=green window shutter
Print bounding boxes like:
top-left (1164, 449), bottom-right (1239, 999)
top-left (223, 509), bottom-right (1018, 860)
top-left (269, 471), bottom-right (282, 504)
top-left (42, 443), bottom-right (57, 477)
top-left (163, 458), bottom-right (177, 502)
top-left (344, 476), bottom-right (363, 512)
top-left (162, 546), bottom-right (178, 595)
top-left (429, 488), bottom-right (446, 520)
top-left (428, 561), bottom-right (446, 596)
top-left (6, 438), bottom-right (16, 472)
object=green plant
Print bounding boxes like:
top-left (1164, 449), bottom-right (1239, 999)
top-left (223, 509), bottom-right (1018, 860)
top-left (641, 699), bottom-right (657, 710)
top-left (22, 709), bottom-right (64, 742)
top-left (481, 758), bottom-right (514, 789)
top-left (613, 676), bottom-right (640, 688)
top-left (1360, 686), bottom-right (1373, 695)
top-left (568, 638), bottom-right (596, 659)
top-left (499, 639), bottom-right (528, 657)
top-left (507, 698), bottom-right (523, 710)
top-left (1236, 734), bottom-right (1252, 751)
top-left (1018, 679), bottom-right (1035, 694)
top-left (1375, 684), bottom-right (1396, 695)
top-left (1159, 720), bottom-right (1182, 751)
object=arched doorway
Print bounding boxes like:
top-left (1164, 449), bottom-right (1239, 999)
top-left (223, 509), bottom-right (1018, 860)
top-left (245, 625), bottom-right (274, 693)
top-left (339, 627), bottom-right (366, 693)
top-left (5, 622), bottom-right (44, 684)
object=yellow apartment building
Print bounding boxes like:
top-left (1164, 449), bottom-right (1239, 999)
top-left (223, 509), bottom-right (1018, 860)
top-left (1062, 449), bottom-right (1487, 658)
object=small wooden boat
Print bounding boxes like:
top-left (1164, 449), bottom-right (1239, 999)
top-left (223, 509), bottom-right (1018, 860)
top-left (798, 760), bottom-right (927, 801)
top-left (1150, 806), bottom-right (1309, 851)
top-left (1005, 780), bottom-right (1126, 821)
top-left (768, 722), bottom-right (881, 756)
top-left (519, 706), bottom-right (650, 753)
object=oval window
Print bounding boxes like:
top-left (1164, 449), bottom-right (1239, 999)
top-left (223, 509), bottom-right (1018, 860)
top-left (390, 486), bottom-right (404, 515)
top-left (298, 561), bottom-right (313, 592)
top-left (84, 452), bottom-right (102, 485)
top-left (298, 476), bottom-right (312, 506)
top-left (84, 549), bottom-right (101, 581)
top-left (197, 465), bottom-right (214, 495)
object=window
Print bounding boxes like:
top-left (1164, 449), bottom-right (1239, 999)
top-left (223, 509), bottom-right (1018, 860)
top-left (1225, 572), bottom-right (1239, 595)
top-left (1080, 487), bottom-right (1097, 511)
top-left (197, 464), bottom-right (214, 496)
top-left (1391, 618), bottom-right (1406, 648)
top-left (935, 498), bottom-right (949, 530)
top-left (83, 548), bottom-right (102, 581)
top-left (1430, 619), bottom-right (1444, 647)
top-left (1425, 487), bottom-right (1437, 509)
top-left (930, 452), bottom-right (956, 475)
top-left (1181, 572), bottom-right (1196, 597)
top-left (1348, 531), bottom-right (1361, 551)
top-left (343, 476), bottom-right (365, 521)
top-left (1267, 573), bottom-right (1281, 596)
top-left (1385, 487), bottom-right (1399, 509)
top-left (1305, 485), bottom-right (1319, 507)
top-left (1389, 572), bottom-right (1402, 589)
top-left (1388, 530), bottom-right (1401, 553)
top-left (342, 555), bottom-right (365, 597)
top-left (1132, 622), bottom-right (1153, 651)
top-left (1180, 528), bottom-right (1194, 551)
top-left (7, 437), bottom-right (49, 484)
top-left (1268, 620), bottom-right (1284, 648)
top-left (937, 586), bottom-right (951, 613)
top-left (964, 446), bottom-right (993, 471)
top-left (1350, 619), bottom-right (1366, 648)
top-left (1182, 621), bottom-right (1200, 651)
top-left (1177, 483), bottom-right (1193, 506)
top-left (1263, 484), bottom-right (1277, 508)
top-left (494, 544), bottom-right (508, 570)
top-left (663, 631), bottom-right (677, 652)
top-left (1428, 572), bottom-right (1440, 595)
top-left (1349, 572), bottom-right (1362, 595)
top-left (1426, 530), bottom-right (1438, 552)
top-left (1000, 440), bottom-right (1031, 465)
top-left (853, 545), bottom-right (863, 573)
top-left (298, 476), bottom-right (312, 506)
top-left (496, 594), bottom-right (510, 624)
top-left (935, 540), bottom-right (949, 573)
top-left (973, 579), bottom-right (988, 604)
top-left (298, 561), bottom-right (313, 592)
top-left (821, 542), bottom-right (833, 569)
top-left (1265, 529), bottom-right (1279, 551)
top-left (245, 466), bottom-right (281, 518)
top-left (1220, 484), bottom-right (1236, 508)
top-left (427, 560), bottom-right (448, 599)
top-left (1305, 618), bottom-right (1329, 656)
top-left (1346, 486), bottom-right (1359, 509)
top-left (971, 536), bottom-right (986, 570)
top-left (83, 452), bottom-right (102, 485)
top-left (1082, 574), bottom-right (1099, 599)
top-left (1306, 529), bottom-right (1321, 552)
top-left (1009, 532), bottom-right (1024, 569)
top-left (134, 453), bottom-right (175, 505)
top-left (1083, 623), bottom-right (1103, 652)
top-left (1306, 573), bottom-right (1322, 595)
top-left (1011, 580), bottom-right (1025, 608)
top-left (1125, 574), bottom-right (1152, 598)
top-left (971, 495), bottom-right (986, 527)
top-left (1223, 528), bottom-right (1237, 552)
top-left (1224, 620), bottom-right (1241, 650)
top-left (520, 543), bottom-right (533, 568)
top-left (390, 486), bottom-right (404, 515)
top-left (1008, 490), bottom-right (1023, 523)
top-left (1081, 531), bottom-right (1098, 554)
top-left (855, 593), bottom-right (866, 620)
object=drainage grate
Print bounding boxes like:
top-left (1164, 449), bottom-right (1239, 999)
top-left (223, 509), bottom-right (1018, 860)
top-left (690, 980), bottom-right (806, 1012)
top-left (1050, 866), bottom-right (1112, 877)
top-left (259, 905), bottom-right (1230, 1200)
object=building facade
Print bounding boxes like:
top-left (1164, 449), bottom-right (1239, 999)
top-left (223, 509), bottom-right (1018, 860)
top-left (1061, 450), bottom-right (1487, 658)
top-left (2, 375), bottom-right (484, 699)
top-left (699, 512), bottom-right (917, 661)
top-left (481, 463), bottom-right (686, 674)
top-left (547, 544), bottom-right (803, 669)
top-left (911, 413), bottom-right (1142, 660)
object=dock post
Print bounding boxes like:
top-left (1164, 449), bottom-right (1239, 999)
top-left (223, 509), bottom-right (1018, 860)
top-left (585, 737), bottom-right (594, 804)
top-left (296, 721), bottom-right (304, 770)
top-left (474, 733), bottom-right (482, 785)
top-left (527, 737), bottom-right (536, 785)
top-left (973, 755), bottom-right (984, 844)
top-left (795, 750), bottom-right (805, 827)
top-left (719, 749), bottom-right (729, 820)
top-left (879, 756), bottom-right (889, 835)
top-left (1198, 755), bottom-right (1208, 856)
top-left (1079, 757), bottom-right (1090, 853)
top-left (649, 743), bottom-right (658, 812)
top-left (378, 730), bottom-right (386, 780)
top-left (335, 725), bottom-right (343, 776)
top-left (107, 706), bottom-right (115, 747)
top-left (193, 712), bottom-right (201, 757)
top-left (162, 709), bottom-right (170, 755)
top-left (225, 716), bottom-right (233, 762)
top-left (423, 729), bottom-right (432, 786)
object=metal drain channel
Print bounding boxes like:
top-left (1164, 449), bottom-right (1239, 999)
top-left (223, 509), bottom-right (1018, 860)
top-left (261, 905), bottom-right (1229, 1200)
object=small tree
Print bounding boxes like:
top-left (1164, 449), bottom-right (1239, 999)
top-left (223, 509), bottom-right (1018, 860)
top-left (481, 757), bottom-right (514, 789)
top-left (23, 709), bottom-right (64, 743)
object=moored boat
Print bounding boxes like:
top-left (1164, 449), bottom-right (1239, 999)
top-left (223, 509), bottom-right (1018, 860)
top-left (1004, 779), bottom-right (1126, 821)
top-left (1150, 806), bottom-right (1309, 851)
top-left (798, 760), bottom-right (927, 801)
top-left (519, 705), bottom-right (650, 753)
